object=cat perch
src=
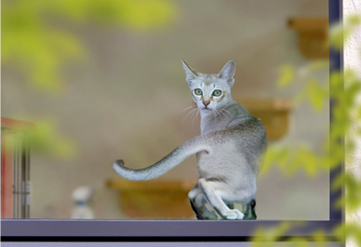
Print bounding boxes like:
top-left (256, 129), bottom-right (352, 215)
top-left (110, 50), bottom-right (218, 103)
top-left (107, 179), bottom-right (196, 219)
top-left (288, 17), bottom-right (328, 59)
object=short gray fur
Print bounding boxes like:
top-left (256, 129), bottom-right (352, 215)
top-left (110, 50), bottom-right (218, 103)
top-left (113, 61), bottom-right (267, 220)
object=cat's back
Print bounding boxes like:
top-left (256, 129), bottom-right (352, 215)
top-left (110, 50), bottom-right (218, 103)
top-left (225, 101), bottom-right (267, 138)
top-left (213, 102), bottom-right (267, 161)
top-left (203, 100), bottom-right (267, 145)
top-left (196, 114), bottom-right (267, 179)
top-left (232, 115), bottom-right (267, 152)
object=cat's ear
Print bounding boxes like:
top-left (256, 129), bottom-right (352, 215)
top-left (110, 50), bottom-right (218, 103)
top-left (182, 60), bottom-right (199, 83)
top-left (218, 60), bottom-right (236, 88)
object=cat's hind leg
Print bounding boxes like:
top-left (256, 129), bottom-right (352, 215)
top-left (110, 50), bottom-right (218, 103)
top-left (226, 203), bottom-right (234, 210)
top-left (198, 178), bottom-right (244, 220)
top-left (188, 184), bottom-right (218, 220)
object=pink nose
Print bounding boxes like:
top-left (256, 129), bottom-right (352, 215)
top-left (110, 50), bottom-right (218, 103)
top-left (203, 101), bottom-right (210, 106)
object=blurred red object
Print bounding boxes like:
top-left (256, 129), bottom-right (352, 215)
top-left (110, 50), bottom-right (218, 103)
top-left (1, 117), bottom-right (35, 218)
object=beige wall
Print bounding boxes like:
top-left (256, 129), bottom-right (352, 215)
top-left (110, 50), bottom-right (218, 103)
top-left (2, 0), bottom-right (329, 219)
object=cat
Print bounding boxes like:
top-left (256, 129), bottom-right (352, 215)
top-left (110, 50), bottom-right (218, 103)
top-left (113, 60), bottom-right (267, 220)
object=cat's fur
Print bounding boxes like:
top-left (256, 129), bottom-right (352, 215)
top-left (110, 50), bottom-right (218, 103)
top-left (113, 61), bottom-right (267, 220)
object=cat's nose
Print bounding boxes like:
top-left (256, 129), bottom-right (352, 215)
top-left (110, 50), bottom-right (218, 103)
top-left (203, 101), bottom-right (210, 106)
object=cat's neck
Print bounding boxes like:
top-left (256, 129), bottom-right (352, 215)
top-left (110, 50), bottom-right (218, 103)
top-left (199, 99), bottom-right (250, 135)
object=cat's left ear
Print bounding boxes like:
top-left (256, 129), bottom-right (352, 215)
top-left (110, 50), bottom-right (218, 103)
top-left (218, 60), bottom-right (236, 88)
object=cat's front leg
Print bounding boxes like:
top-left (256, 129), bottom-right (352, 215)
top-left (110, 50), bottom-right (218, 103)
top-left (198, 178), bottom-right (244, 220)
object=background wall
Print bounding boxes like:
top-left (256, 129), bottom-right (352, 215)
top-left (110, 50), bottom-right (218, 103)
top-left (1, 0), bottom-right (329, 220)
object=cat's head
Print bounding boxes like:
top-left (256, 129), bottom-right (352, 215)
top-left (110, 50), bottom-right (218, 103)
top-left (182, 60), bottom-right (235, 111)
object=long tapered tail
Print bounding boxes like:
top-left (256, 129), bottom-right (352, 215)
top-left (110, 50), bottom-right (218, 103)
top-left (113, 135), bottom-right (210, 181)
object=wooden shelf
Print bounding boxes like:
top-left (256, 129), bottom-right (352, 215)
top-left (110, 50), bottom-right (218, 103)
top-left (107, 179), bottom-right (196, 219)
top-left (288, 17), bottom-right (328, 59)
top-left (1, 117), bottom-right (36, 131)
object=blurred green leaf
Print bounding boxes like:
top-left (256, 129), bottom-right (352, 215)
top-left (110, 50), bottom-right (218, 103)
top-left (299, 147), bottom-right (318, 177)
top-left (329, 22), bottom-right (347, 51)
top-left (330, 71), bottom-right (344, 97)
top-left (2, 0), bottom-right (176, 92)
top-left (332, 173), bottom-right (361, 213)
top-left (25, 119), bottom-right (76, 158)
top-left (330, 14), bottom-right (361, 51)
top-left (117, 0), bottom-right (176, 30)
top-left (356, 104), bottom-right (361, 120)
top-left (288, 237), bottom-right (310, 247)
top-left (308, 61), bottom-right (329, 71)
top-left (256, 15), bottom-right (361, 246)
top-left (260, 145), bottom-right (291, 176)
top-left (296, 77), bottom-right (328, 112)
top-left (251, 222), bottom-right (290, 246)
top-left (347, 14), bottom-right (361, 27)
top-left (277, 65), bottom-right (295, 87)
top-left (307, 78), bottom-right (329, 111)
top-left (261, 145), bottom-right (328, 178)
top-left (335, 223), bottom-right (361, 247)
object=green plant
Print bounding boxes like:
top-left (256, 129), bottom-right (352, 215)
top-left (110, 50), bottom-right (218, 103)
top-left (1, 0), bottom-right (176, 157)
top-left (252, 14), bottom-right (361, 246)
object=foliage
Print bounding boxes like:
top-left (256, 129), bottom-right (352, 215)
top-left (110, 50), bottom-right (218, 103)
top-left (24, 119), bottom-right (76, 158)
top-left (252, 14), bottom-right (361, 246)
top-left (3, 2), bottom-right (360, 244)
top-left (2, 0), bottom-right (175, 92)
top-left (2, 0), bottom-right (175, 158)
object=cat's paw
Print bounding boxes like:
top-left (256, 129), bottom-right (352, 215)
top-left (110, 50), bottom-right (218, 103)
top-left (224, 209), bottom-right (244, 220)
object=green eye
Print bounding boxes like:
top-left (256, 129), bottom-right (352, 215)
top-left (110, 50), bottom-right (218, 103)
top-left (212, 90), bottom-right (222, 97)
top-left (194, 88), bottom-right (203, 96)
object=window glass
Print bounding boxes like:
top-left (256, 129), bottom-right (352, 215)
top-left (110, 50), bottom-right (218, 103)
top-left (1, 0), bottom-right (329, 220)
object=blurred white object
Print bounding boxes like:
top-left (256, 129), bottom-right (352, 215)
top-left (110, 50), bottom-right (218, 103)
top-left (71, 186), bottom-right (95, 219)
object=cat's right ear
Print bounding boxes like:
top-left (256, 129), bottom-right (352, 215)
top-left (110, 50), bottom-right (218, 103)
top-left (182, 60), bottom-right (198, 84)
top-left (218, 60), bottom-right (236, 88)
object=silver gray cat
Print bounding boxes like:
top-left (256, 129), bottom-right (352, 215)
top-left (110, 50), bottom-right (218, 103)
top-left (113, 60), bottom-right (267, 220)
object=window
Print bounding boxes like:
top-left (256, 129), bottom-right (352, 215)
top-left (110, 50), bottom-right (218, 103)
top-left (1, 0), bottom-right (343, 245)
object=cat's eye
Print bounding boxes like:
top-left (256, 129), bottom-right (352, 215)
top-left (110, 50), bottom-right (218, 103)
top-left (194, 88), bottom-right (203, 96)
top-left (212, 90), bottom-right (222, 97)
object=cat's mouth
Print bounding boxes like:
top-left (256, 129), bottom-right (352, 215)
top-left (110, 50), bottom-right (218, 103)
top-left (202, 106), bottom-right (212, 111)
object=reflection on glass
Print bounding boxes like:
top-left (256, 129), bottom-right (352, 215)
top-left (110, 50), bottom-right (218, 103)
top-left (1, 0), bottom-right (329, 220)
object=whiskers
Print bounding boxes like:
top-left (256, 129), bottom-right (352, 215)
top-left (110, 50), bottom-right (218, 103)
top-left (178, 105), bottom-right (196, 114)
top-left (213, 108), bottom-right (232, 124)
top-left (179, 105), bottom-right (200, 126)
top-left (220, 109), bottom-right (232, 118)
top-left (178, 105), bottom-right (232, 127)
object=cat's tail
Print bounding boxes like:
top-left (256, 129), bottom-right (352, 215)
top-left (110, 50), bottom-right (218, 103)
top-left (113, 135), bottom-right (211, 181)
